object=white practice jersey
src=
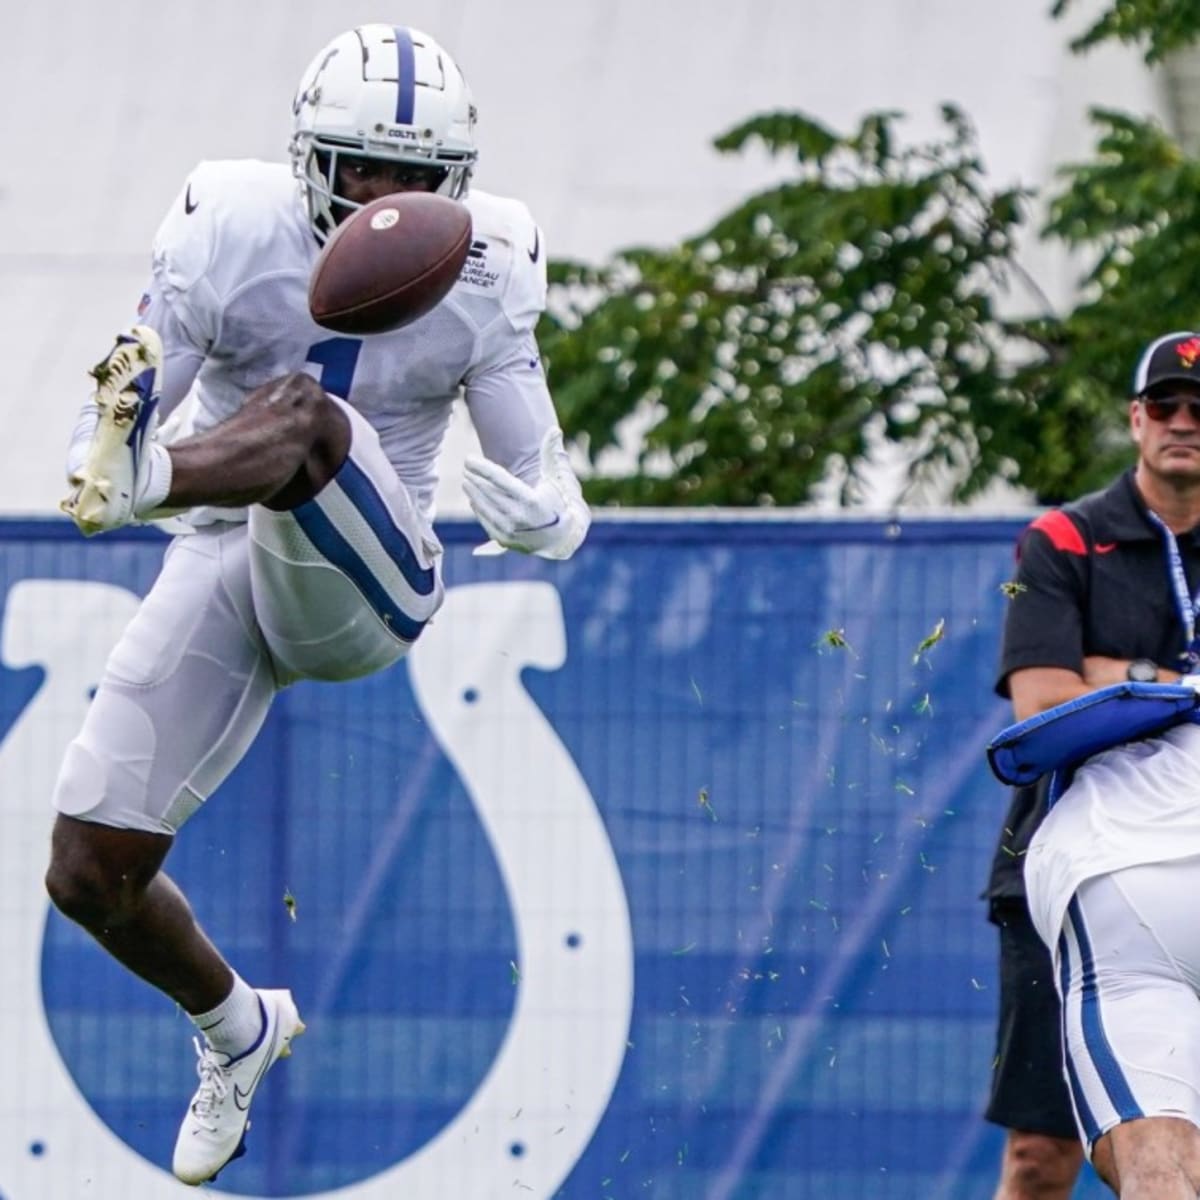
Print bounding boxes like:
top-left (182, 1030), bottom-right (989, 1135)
top-left (137, 159), bottom-right (556, 522)
top-left (1025, 721), bottom-right (1200, 951)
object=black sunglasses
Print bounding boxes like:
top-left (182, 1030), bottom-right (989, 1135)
top-left (1141, 396), bottom-right (1200, 422)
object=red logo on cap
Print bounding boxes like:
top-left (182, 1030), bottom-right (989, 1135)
top-left (1177, 337), bottom-right (1200, 367)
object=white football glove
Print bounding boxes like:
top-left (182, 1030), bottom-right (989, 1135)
top-left (463, 427), bottom-right (590, 560)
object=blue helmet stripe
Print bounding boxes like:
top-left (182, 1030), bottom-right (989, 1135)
top-left (392, 27), bottom-right (416, 125)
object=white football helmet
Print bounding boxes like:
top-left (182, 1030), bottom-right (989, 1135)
top-left (290, 25), bottom-right (478, 242)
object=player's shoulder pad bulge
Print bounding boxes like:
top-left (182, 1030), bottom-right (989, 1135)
top-left (458, 189), bottom-right (547, 335)
top-left (151, 159), bottom-right (309, 345)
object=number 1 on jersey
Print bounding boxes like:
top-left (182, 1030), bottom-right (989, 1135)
top-left (305, 337), bottom-right (362, 399)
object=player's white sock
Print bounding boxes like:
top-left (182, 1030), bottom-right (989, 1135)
top-left (133, 441), bottom-right (174, 516)
top-left (190, 974), bottom-right (265, 1060)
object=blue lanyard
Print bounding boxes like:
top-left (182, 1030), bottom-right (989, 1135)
top-left (1145, 509), bottom-right (1200, 670)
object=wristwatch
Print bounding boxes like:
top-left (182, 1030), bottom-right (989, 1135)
top-left (1126, 658), bottom-right (1158, 682)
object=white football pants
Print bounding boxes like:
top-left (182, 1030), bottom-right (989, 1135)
top-left (52, 399), bottom-right (443, 834)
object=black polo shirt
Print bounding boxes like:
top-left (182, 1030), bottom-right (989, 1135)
top-left (985, 468), bottom-right (1200, 902)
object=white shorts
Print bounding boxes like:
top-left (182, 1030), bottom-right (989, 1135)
top-left (52, 401), bottom-right (443, 834)
top-left (1058, 858), bottom-right (1200, 1156)
top-left (248, 398), bottom-right (443, 682)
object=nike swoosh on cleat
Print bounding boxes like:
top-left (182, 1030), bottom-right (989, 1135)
top-left (232, 1025), bottom-right (283, 1110)
top-left (184, 184), bottom-right (199, 215)
top-left (1093, 542), bottom-right (1117, 554)
top-left (528, 228), bottom-right (540, 263)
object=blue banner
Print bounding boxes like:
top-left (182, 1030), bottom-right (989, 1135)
top-left (0, 516), bottom-right (1106, 1198)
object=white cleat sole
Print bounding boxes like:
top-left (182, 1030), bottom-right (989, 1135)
top-left (61, 326), bottom-right (162, 535)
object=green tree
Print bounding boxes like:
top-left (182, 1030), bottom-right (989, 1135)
top-left (1010, 109), bottom-right (1200, 502)
top-left (540, 107), bottom-right (1035, 506)
top-left (1051, 0), bottom-right (1200, 62)
top-left (542, 5), bottom-right (1200, 507)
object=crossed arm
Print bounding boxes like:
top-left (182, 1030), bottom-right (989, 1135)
top-left (1008, 658), bottom-right (1183, 722)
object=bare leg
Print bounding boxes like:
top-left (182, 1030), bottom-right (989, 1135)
top-left (1093, 1116), bottom-right (1200, 1198)
top-left (45, 815), bottom-right (233, 1015)
top-left (994, 1129), bottom-right (1084, 1200)
top-left (165, 372), bottom-right (350, 512)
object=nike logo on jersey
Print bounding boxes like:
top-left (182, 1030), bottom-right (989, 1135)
top-left (1094, 542), bottom-right (1117, 554)
top-left (528, 228), bottom-right (540, 263)
top-left (184, 184), bottom-right (199, 215)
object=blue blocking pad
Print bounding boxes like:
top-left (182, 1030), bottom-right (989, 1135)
top-left (987, 681), bottom-right (1200, 787)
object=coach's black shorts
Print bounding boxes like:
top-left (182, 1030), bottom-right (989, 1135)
top-left (984, 897), bottom-right (1079, 1140)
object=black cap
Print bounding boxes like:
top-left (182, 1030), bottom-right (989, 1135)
top-left (1132, 331), bottom-right (1200, 396)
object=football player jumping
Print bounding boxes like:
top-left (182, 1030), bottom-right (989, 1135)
top-left (45, 24), bottom-right (589, 1187)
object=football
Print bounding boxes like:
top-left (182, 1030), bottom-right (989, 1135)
top-left (308, 192), bottom-right (473, 335)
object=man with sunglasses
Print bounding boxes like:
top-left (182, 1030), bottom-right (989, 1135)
top-left (984, 330), bottom-right (1200, 1199)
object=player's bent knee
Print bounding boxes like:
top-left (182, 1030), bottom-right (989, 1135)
top-left (250, 493), bottom-right (442, 681)
top-left (45, 857), bottom-right (109, 927)
top-left (45, 817), bottom-right (170, 929)
top-left (45, 847), bottom-right (128, 928)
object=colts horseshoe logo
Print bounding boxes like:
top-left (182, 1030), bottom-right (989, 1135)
top-left (0, 578), bottom-right (633, 1198)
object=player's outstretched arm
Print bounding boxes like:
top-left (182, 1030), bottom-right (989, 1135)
top-left (463, 427), bottom-right (590, 560)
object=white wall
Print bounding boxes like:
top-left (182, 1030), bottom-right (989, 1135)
top-left (1, 0), bottom-right (1166, 515)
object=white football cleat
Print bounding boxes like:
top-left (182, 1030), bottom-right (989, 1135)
top-left (61, 324), bottom-right (163, 535)
top-left (172, 988), bottom-right (305, 1186)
